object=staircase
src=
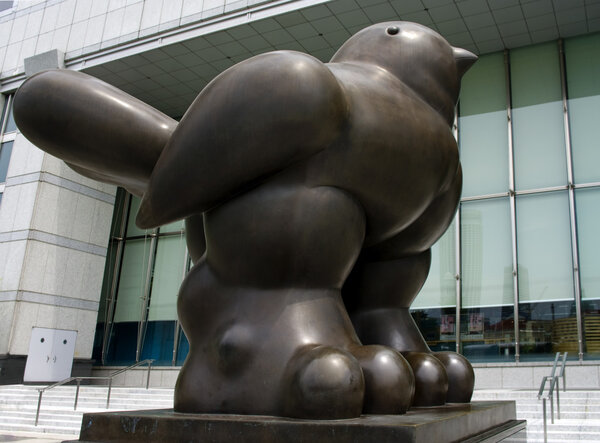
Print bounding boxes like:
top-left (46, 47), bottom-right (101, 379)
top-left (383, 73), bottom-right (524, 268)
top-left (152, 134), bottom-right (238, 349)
top-left (0, 384), bottom-right (173, 437)
top-left (1, 385), bottom-right (599, 441)
top-left (473, 389), bottom-right (600, 442)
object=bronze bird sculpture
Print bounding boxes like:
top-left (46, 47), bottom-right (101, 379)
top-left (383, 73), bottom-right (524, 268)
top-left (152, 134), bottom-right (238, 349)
top-left (14, 21), bottom-right (477, 419)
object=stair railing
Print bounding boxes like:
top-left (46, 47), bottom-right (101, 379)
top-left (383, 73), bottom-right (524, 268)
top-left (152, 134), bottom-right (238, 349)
top-left (35, 359), bottom-right (154, 426)
top-left (537, 352), bottom-right (567, 442)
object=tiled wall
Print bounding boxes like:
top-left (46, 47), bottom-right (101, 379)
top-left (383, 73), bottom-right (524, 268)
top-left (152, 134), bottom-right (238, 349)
top-left (0, 131), bottom-right (116, 358)
top-left (0, 0), bottom-right (273, 78)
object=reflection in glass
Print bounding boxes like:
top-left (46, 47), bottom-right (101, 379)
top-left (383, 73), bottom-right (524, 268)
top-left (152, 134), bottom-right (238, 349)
top-left (511, 42), bottom-right (567, 190)
top-left (565, 33), bottom-right (600, 184)
top-left (1, 97), bottom-right (16, 133)
top-left (0, 140), bottom-right (13, 182)
top-left (575, 188), bottom-right (600, 358)
top-left (516, 191), bottom-right (576, 360)
top-left (460, 199), bottom-right (514, 362)
top-left (459, 52), bottom-right (508, 197)
top-left (106, 238), bottom-right (152, 364)
top-left (411, 222), bottom-right (456, 349)
top-left (126, 196), bottom-right (149, 237)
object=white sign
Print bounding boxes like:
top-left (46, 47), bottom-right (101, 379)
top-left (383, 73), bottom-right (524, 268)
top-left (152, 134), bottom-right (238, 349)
top-left (23, 327), bottom-right (77, 383)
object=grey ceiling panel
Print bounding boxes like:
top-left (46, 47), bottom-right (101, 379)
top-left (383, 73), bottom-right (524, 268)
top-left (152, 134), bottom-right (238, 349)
top-left (589, 17), bottom-right (600, 32)
top-left (526, 13), bottom-right (557, 31)
top-left (587, 3), bottom-right (600, 19)
top-left (389, 0), bottom-right (424, 15)
top-left (428, 3), bottom-right (461, 22)
top-left (300, 4), bottom-right (333, 20)
top-left (521, 0), bottom-right (553, 17)
top-left (498, 19), bottom-right (528, 36)
top-left (311, 16), bottom-right (345, 33)
top-left (462, 11), bottom-right (496, 29)
top-left (492, 6), bottom-right (525, 24)
top-left (476, 38), bottom-right (505, 53)
top-left (469, 25), bottom-right (502, 41)
top-left (456, 0), bottom-right (490, 16)
top-left (502, 32), bottom-right (532, 47)
top-left (553, 0), bottom-right (583, 11)
top-left (555, 7), bottom-right (585, 25)
top-left (489, 0), bottom-right (521, 10)
top-left (436, 17), bottom-right (468, 34)
top-left (81, 0), bottom-right (600, 119)
top-left (362, 3), bottom-right (399, 22)
top-left (559, 21), bottom-right (588, 36)
top-left (530, 26), bottom-right (559, 42)
top-left (401, 10), bottom-right (434, 25)
top-left (326, 0), bottom-right (361, 15)
top-left (422, 0), bottom-right (455, 7)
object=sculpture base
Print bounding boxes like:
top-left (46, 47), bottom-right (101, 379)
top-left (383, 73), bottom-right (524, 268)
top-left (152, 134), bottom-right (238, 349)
top-left (75, 401), bottom-right (524, 442)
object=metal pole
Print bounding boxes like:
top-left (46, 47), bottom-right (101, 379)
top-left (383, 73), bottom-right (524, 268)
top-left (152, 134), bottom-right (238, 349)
top-left (35, 391), bottom-right (43, 426)
top-left (504, 49), bottom-right (520, 362)
top-left (550, 389), bottom-right (554, 424)
top-left (558, 39), bottom-right (584, 361)
top-left (146, 361), bottom-right (152, 389)
top-left (455, 212), bottom-right (461, 354)
top-left (106, 378), bottom-right (112, 409)
top-left (556, 377), bottom-right (560, 419)
top-left (74, 379), bottom-right (81, 410)
top-left (543, 398), bottom-right (547, 442)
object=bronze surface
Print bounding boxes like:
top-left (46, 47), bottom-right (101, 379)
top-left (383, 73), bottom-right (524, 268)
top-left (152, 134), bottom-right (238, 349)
top-left (14, 21), bottom-right (477, 419)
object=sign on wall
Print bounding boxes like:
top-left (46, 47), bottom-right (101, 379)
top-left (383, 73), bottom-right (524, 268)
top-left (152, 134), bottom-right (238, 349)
top-left (23, 327), bottom-right (77, 383)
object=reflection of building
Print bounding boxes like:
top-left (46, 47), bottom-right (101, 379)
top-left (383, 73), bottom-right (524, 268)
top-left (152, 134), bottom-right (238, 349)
top-left (0, 0), bottom-right (599, 389)
top-left (461, 208), bottom-right (482, 307)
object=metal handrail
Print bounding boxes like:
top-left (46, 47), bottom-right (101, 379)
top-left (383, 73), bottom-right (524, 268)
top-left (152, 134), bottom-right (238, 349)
top-left (35, 359), bottom-right (154, 426)
top-left (537, 352), bottom-right (568, 442)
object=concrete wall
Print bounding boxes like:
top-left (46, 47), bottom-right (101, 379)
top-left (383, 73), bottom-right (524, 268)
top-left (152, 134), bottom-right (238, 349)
top-left (0, 130), bottom-right (116, 360)
top-left (473, 361), bottom-right (600, 390)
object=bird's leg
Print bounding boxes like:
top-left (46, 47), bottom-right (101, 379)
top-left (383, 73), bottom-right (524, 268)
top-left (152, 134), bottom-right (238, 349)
top-left (344, 249), bottom-right (474, 406)
top-left (174, 182), bottom-right (413, 417)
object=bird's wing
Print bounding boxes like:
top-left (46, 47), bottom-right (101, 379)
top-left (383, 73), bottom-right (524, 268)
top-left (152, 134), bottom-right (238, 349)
top-left (13, 69), bottom-right (177, 196)
top-left (136, 50), bottom-right (348, 228)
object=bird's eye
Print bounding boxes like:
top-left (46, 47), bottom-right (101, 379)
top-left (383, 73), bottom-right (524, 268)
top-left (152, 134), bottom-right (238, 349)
top-left (387, 26), bottom-right (399, 35)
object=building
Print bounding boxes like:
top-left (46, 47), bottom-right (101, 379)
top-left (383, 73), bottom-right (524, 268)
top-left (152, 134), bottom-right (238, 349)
top-left (0, 0), bottom-right (599, 389)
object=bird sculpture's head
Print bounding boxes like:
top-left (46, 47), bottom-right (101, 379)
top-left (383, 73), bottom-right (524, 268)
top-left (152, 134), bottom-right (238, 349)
top-left (330, 21), bottom-right (477, 125)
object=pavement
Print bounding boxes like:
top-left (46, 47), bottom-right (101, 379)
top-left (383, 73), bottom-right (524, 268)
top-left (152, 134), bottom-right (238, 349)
top-left (0, 432), bottom-right (76, 442)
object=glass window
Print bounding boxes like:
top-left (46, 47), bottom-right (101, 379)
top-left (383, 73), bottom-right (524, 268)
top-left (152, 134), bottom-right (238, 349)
top-left (460, 198), bottom-right (515, 362)
top-left (516, 191), bottom-right (576, 360)
top-left (1, 96), bottom-right (16, 133)
top-left (461, 198), bottom-right (513, 308)
top-left (575, 187), bottom-right (600, 358)
top-left (511, 42), bottom-right (567, 190)
top-left (0, 140), bottom-right (13, 182)
top-left (107, 238), bottom-right (152, 364)
top-left (564, 33), bottom-right (600, 184)
top-left (125, 196), bottom-right (150, 237)
top-left (459, 52), bottom-right (509, 197)
top-left (147, 235), bottom-right (187, 322)
top-left (113, 238), bottom-right (152, 323)
top-left (159, 219), bottom-right (184, 234)
top-left (4, 103), bottom-right (16, 133)
top-left (411, 222), bottom-right (457, 351)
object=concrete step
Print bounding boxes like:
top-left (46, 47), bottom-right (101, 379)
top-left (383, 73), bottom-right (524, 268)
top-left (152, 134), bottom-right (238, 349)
top-left (0, 384), bottom-right (176, 436)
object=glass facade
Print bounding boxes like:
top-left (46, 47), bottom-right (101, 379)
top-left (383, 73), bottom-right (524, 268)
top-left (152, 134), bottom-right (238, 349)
top-left (92, 192), bottom-right (189, 366)
top-left (93, 33), bottom-right (600, 366)
top-left (0, 95), bottom-right (16, 208)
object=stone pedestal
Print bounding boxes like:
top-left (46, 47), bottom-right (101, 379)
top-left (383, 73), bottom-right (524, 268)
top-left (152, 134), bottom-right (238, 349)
top-left (75, 401), bottom-right (525, 442)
